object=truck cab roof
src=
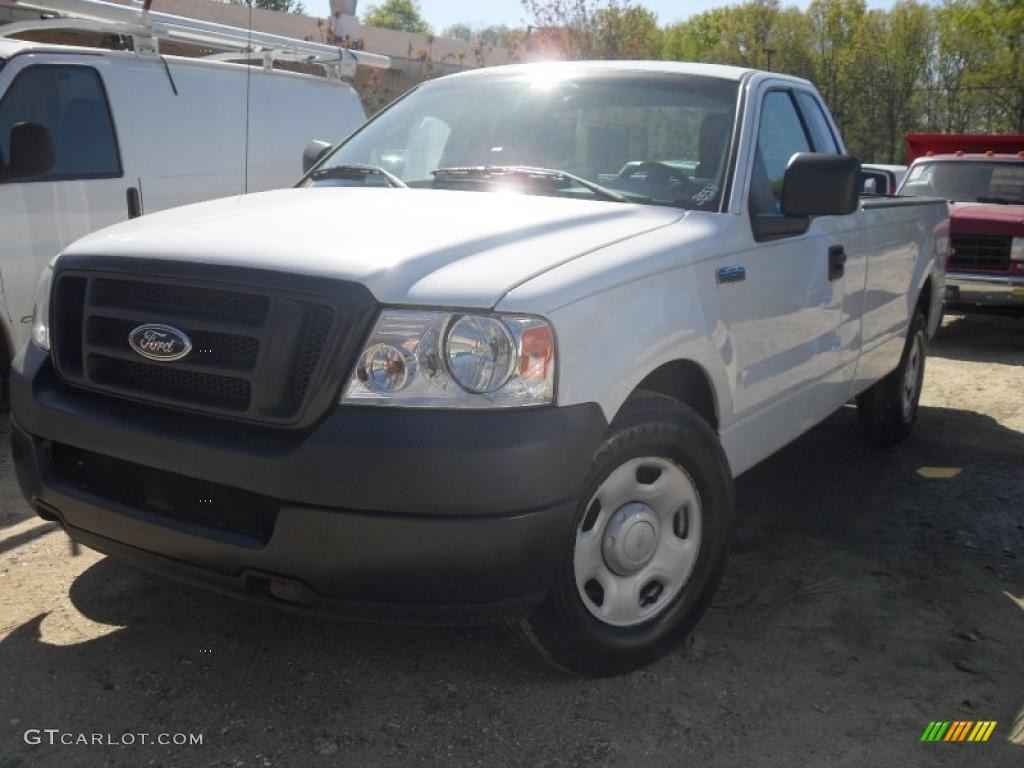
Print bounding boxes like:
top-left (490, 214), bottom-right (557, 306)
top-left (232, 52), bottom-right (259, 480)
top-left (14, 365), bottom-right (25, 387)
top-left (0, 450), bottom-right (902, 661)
top-left (444, 59), bottom-right (812, 87)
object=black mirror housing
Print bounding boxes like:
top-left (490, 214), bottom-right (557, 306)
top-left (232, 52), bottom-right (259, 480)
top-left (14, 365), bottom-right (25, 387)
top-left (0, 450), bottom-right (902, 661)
top-left (303, 139), bottom-right (332, 174)
top-left (781, 153), bottom-right (861, 217)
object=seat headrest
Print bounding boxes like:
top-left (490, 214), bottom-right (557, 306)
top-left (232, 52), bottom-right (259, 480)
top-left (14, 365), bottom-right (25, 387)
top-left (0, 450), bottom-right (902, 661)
top-left (8, 122), bottom-right (55, 178)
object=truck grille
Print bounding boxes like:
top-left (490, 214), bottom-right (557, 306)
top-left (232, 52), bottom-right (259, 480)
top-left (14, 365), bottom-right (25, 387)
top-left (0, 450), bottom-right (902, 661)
top-left (949, 234), bottom-right (1012, 272)
top-left (50, 263), bottom-right (372, 426)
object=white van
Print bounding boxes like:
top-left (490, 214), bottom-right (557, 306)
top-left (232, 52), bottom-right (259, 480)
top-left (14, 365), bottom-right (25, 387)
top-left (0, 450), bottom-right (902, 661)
top-left (0, 32), bottom-right (372, 386)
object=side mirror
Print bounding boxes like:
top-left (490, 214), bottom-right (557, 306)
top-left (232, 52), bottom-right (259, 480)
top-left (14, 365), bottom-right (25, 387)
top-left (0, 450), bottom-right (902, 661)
top-left (303, 139), bottom-right (332, 174)
top-left (781, 153), bottom-right (861, 217)
top-left (2, 122), bottom-right (55, 181)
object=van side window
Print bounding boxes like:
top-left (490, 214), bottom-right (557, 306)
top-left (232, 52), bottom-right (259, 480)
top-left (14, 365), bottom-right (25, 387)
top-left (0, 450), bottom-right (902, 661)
top-left (794, 92), bottom-right (839, 154)
top-left (749, 91), bottom-right (811, 217)
top-left (0, 65), bottom-right (121, 183)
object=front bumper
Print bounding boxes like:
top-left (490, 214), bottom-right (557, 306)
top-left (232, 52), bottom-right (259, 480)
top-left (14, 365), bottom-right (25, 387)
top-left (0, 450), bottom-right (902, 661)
top-left (945, 271), bottom-right (1024, 312)
top-left (11, 343), bottom-right (607, 620)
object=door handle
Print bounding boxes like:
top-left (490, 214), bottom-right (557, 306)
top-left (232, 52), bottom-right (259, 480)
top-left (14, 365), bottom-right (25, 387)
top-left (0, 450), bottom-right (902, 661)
top-left (126, 186), bottom-right (143, 219)
top-left (828, 245), bottom-right (846, 281)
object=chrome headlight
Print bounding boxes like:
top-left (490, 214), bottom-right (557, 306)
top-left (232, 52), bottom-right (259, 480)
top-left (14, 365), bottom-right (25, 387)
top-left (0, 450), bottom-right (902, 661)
top-left (31, 266), bottom-right (54, 351)
top-left (342, 310), bottom-right (555, 408)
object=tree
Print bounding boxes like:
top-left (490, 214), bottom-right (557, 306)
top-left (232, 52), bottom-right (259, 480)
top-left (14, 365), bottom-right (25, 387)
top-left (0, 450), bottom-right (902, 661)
top-left (662, 9), bottom-right (727, 62)
top-left (442, 23), bottom-right (474, 42)
top-left (591, 4), bottom-right (661, 58)
top-left (232, 0), bottom-right (307, 16)
top-left (363, 0), bottom-right (432, 35)
top-left (521, 0), bottom-right (660, 59)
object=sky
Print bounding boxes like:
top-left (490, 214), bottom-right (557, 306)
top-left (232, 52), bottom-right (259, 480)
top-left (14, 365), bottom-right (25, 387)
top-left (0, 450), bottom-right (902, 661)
top-left (309, 0), bottom-right (915, 33)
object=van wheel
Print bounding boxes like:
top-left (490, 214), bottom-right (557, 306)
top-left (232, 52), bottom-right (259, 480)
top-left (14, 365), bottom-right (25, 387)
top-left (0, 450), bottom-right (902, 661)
top-left (857, 308), bottom-right (927, 444)
top-left (523, 392), bottom-right (734, 677)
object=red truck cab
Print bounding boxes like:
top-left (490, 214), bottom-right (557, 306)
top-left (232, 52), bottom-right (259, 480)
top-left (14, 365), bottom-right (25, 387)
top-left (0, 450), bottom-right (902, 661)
top-left (899, 134), bottom-right (1024, 315)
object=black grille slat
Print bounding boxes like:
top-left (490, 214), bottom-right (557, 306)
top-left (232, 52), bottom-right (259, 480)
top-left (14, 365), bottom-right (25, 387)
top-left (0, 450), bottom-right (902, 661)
top-left (52, 270), bottom-right (340, 424)
top-left (91, 278), bottom-right (270, 322)
top-left (89, 355), bottom-right (252, 411)
top-left (52, 276), bottom-right (87, 376)
top-left (289, 305), bottom-right (334, 407)
top-left (949, 234), bottom-right (1012, 271)
top-left (49, 443), bottom-right (279, 545)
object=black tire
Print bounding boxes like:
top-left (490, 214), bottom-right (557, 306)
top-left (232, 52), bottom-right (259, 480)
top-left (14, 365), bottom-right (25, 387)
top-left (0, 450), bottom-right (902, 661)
top-left (523, 391), bottom-right (735, 677)
top-left (856, 308), bottom-right (927, 444)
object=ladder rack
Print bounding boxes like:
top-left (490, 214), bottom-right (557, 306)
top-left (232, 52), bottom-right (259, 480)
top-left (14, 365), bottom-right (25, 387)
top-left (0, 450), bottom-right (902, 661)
top-left (2, 0), bottom-right (390, 79)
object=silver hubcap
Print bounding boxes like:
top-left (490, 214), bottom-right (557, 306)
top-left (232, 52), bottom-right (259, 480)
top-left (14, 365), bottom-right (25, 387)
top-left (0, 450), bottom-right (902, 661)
top-left (902, 332), bottom-right (924, 420)
top-left (574, 457), bottom-right (703, 627)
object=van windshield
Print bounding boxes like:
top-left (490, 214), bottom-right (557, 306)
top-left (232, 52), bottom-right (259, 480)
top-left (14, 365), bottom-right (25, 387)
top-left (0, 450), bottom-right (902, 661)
top-left (899, 159), bottom-right (1024, 204)
top-left (305, 72), bottom-right (740, 211)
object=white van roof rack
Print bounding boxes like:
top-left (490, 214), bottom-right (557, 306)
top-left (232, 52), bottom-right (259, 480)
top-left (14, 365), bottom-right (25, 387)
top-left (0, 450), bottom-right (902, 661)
top-left (2, 0), bottom-right (390, 79)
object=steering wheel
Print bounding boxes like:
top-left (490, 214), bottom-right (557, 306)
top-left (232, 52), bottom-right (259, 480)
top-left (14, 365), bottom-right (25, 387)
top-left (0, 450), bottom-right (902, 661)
top-left (617, 161), bottom-right (702, 200)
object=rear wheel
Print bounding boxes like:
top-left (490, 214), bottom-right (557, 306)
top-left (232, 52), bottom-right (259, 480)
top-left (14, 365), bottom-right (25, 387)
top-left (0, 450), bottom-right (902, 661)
top-left (856, 308), bottom-right (927, 444)
top-left (524, 392), bottom-right (734, 676)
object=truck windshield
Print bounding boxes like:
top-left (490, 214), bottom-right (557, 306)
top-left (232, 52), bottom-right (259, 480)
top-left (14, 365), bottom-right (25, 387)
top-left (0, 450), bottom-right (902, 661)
top-left (306, 71), bottom-right (740, 211)
top-left (899, 159), bottom-right (1024, 204)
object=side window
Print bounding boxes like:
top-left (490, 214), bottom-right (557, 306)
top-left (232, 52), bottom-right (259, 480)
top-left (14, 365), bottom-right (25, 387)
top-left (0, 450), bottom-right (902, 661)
top-left (794, 91), bottom-right (839, 154)
top-left (749, 90), bottom-right (811, 216)
top-left (0, 65), bottom-right (121, 183)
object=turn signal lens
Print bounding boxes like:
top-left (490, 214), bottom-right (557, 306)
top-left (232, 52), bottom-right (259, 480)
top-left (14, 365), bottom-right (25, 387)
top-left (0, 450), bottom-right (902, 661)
top-left (31, 266), bottom-right (54, 351)
top-left (519, 323), bottom-right (554, 381)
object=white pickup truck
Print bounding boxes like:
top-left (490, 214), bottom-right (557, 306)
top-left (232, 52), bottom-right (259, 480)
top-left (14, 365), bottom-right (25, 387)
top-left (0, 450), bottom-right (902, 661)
top-left (11, 62), bottom-right (947, 675)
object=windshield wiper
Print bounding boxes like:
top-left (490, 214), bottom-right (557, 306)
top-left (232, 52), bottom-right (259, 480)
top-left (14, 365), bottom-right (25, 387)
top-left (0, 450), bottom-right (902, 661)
top-left (432, 165), bottom-right (628, 203)
top-left (310, 164), bottom-right (408, 188)
top-left (974, 195), bottom-right (1022, 205)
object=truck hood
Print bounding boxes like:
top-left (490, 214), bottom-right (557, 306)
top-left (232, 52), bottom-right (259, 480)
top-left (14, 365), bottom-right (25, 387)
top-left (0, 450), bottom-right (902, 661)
top-left (950, 203), bottom-right (1024, 238)
top-left (64, 187), bottom-right (685, 308)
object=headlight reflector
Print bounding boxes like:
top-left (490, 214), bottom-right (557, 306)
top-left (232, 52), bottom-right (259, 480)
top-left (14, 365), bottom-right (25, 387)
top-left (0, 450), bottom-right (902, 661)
top-left (31, 266), bottom-right (54, 351)
top-left (357, 343), bottom-right (415, 392)
top-left (343, 310), bottom-right (555, 408)
top-left (446, 315), bottom-right (516, 393)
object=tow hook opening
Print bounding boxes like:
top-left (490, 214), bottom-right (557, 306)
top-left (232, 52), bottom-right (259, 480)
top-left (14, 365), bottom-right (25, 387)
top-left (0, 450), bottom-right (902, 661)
top-left (243, 571), bottom-right (313, 606)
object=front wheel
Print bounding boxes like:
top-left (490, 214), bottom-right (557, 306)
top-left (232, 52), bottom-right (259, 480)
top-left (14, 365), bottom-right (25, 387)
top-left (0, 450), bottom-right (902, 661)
top-left (856, 308), bottom-right (927, 444)
top-left (523, 392), bottom-right (734, 676)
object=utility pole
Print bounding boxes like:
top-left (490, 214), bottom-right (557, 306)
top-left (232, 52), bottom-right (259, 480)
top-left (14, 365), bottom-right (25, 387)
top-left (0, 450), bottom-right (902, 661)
top-left (764, 47), bottom-right (776, 71)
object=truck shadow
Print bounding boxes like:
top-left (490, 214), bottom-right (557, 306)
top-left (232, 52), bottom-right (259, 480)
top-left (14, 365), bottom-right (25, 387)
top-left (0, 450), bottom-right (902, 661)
top-left (931, 313), bottom-right (1024, 364)
top-left (0, 402), bottom-right (1021, 765)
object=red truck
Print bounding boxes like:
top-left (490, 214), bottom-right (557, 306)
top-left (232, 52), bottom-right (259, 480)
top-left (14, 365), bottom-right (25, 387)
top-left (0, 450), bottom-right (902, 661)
top-left (899, 133), bottom-right (1024, 315)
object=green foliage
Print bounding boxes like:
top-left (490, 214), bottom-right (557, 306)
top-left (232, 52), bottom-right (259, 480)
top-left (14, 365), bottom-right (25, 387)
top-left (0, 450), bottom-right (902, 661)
top-left (363, 0), bottom-right (432, 35)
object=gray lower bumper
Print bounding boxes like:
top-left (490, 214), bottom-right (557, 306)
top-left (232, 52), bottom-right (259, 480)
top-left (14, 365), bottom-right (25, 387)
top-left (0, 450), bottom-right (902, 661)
top-left (946, 272), bottom-right (1024, 309)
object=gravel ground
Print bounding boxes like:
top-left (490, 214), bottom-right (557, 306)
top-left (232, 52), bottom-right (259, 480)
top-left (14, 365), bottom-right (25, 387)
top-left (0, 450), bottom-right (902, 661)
top-left (0, 313), bottom-right (1021, 768)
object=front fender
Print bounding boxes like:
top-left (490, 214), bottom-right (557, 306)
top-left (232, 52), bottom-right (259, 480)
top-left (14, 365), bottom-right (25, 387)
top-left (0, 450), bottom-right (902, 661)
top-left (544, 265), bottom-right (731, 427)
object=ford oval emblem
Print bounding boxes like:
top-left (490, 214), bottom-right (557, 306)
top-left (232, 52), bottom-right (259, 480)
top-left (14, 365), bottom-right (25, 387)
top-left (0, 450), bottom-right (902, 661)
top-left (128, 324), bottom-right (193, 362)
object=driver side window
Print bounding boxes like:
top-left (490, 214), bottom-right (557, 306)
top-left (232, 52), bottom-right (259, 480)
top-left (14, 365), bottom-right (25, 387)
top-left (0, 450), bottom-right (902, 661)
top-left (749, 91), bottom-right (811, 217)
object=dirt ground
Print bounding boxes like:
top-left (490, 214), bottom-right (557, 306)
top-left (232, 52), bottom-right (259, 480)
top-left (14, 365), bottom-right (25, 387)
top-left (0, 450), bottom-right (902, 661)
top-left (0, 314), bottom-right (1021, 768)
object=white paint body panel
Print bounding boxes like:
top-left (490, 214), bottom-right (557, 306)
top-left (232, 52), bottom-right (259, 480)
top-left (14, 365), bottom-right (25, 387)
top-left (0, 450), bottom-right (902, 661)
top-left (0, 44), bottom-right (365, 354)
top-left (47, 63), bottom-right (948, 478)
